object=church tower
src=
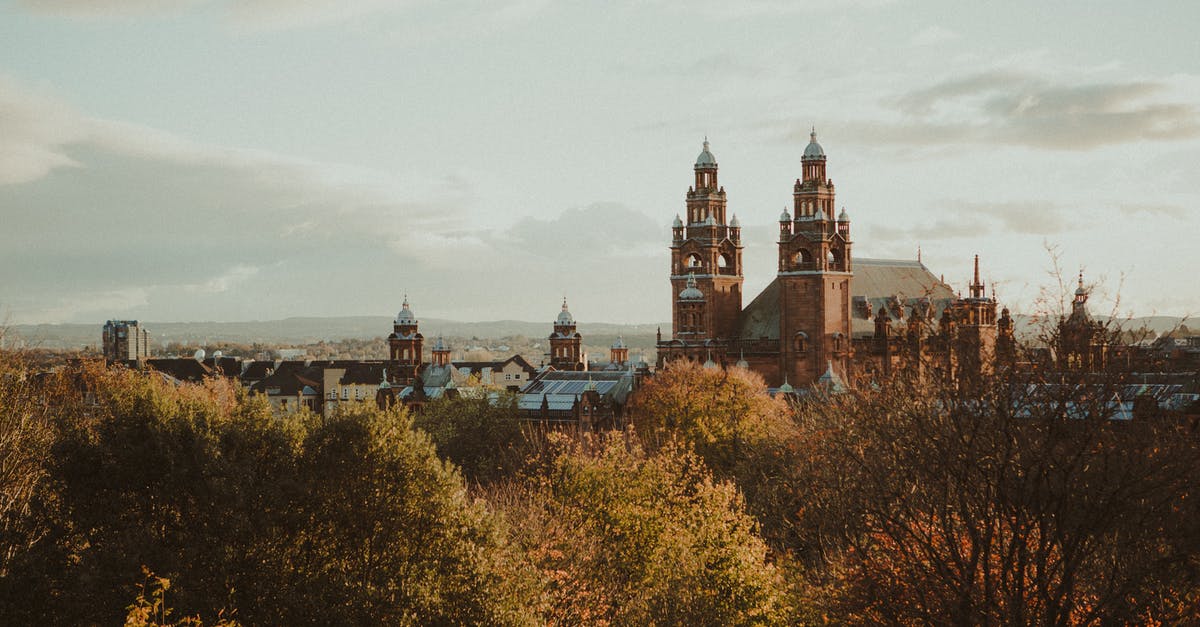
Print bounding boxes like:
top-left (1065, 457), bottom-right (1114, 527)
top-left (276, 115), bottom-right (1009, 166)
top-left (549, 298), bottom-right (584, 371)
top-left (388, 296), bottom-right (424, 384)
top-left (1057, 272), bottom-right (1107, 370)
top-left (952, 255), bottom-right (998, 381)
top-left (776, 130), bottom-right (853, 386)
top-left (669, 139), bottom-right (744, 346)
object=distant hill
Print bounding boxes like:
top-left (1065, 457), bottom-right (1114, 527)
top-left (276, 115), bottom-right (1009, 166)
top-left (4, 316), bottom-right (670, 350)
top-left (4, 313), bottom-right (1189, 351)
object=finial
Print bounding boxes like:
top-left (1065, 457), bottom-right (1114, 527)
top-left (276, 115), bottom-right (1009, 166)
top-left (562, 296), bottom-right (568, 310)
top-left (703, 136), bottom-right (709, 150)
top-left (1078, 269), bottom-right (1084, 289)
top-left (973, 255), bottom-right (981, 286)
top-left (917, 244), bottom-right (922, 263)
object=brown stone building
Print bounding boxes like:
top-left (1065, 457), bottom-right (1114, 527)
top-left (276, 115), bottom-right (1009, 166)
top-left (656, 134), bottom-right (1005, 390)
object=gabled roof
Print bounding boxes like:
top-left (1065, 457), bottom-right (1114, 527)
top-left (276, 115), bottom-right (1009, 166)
top-left (143, 358), bottom-right (213, 383)
top-left (240, 360), bottom-right (276, 381)
top-left (738, 257), bottom-right (957, 340)
top-left (251, 364), bottom-right (323, 396)
top-left (339, 362), bottom-right (386, 385)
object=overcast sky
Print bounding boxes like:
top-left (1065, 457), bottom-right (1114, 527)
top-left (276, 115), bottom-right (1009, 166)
top-left (2, 0), bottom-right (1198, 326)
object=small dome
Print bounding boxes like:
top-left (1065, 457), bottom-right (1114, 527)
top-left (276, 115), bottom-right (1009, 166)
top-left (556, 298), bottom-right (575, 325)
top-left (395, 296), bottom-right (416, 324)
top-left (612, 336), bottom-right (626, 349)
top-left (779, 207), bottom-right (792, 222)
top-left (838, 207), bottom-right (850, 222)
top-left (672, 214), bottom-right (683, 228)
top-left (735, 351), bottom-right (749, 369)
top-left (803, 128), bottom-right (825, 159)
top-left (777, 376), bottom-right (795, 394)
top-left (695, 138), bottom-right (717, 167)
top-left (679, 273), bottom-right (705, 301)
top-left (703, 352), bottom-right (718, 369)
top-left (729, 214), bottom-right (740, 228)
top-left (432, 335), bottom-right (448, 351)
top-left (813, 207), bottom-right (827, 221)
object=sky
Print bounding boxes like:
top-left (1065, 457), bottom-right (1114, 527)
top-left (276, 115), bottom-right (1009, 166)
top-left (1, 0), bottom-right (1198, 326)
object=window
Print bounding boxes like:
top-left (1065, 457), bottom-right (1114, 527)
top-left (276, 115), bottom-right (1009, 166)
top-left (794, 332), bottom-right (808, 352)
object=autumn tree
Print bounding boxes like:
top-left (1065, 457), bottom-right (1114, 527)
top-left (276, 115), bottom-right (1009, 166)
top-left (0, 361), bottom-right (539, 625)
top-left (793, 371), bottom-right (1200, 625)
top-left (495, 433), bottom-right (790, 626)
top-left (412, 394), bottom-right (526, 485)
top-left (628, 360), bottom-right (792, 472)
top-left (0, 350), bottom-right (54, 577)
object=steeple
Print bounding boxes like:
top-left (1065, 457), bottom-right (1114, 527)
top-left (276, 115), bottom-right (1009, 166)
top-left (694, 137), bottom-right (719, 192)
top-left (801, 127), bottom-right (827, 183)
top-left (777, 129), bottom-right (853, 389)
top-left (431, 334), bottom-right (451, 367)
top-left (970, 255), bottom-right (985, 299)
top-left (610, 335), bottom-right (629, 366)
top-left (664, 137), bottom-right (744, 353)
top-left (549, 299), bottom-right (584, 371)
top-left (1070, 271), bottom-right (1091, 321)
top-left (388, 295), bottom-right (424, 384)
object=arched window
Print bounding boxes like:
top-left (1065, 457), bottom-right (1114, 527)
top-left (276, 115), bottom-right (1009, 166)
top-left (833, 332), bottom-right (845, 352)
top-left (793, 249), bottom-right (814, 268)
top-left (717, 253), bottom-right (731, 269)
top-left (794, 332), bottom-right (809, 352)
top-left (687, 254), bottom-right (703, 269)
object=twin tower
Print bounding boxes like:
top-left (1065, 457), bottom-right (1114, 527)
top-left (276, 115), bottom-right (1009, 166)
top-left (660, 132), bottom-right (854, 387)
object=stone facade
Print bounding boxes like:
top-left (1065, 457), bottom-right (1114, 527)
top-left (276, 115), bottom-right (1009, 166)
top-left (657, 135), bottom-right (1002, 390)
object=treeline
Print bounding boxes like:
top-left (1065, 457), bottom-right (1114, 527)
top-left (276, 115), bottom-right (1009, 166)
top-left (1, 355), bottom-right (1198, 624)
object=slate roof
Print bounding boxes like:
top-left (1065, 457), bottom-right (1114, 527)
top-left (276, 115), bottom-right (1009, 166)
top-left (738, 258), bottom-right (957, 340)
top-left (250, 364), bottom-right (323, 396)
top-left (517, 370), bottom-right (634, 412)
top-left (240, 360), bottom-right (276, 381)
top-left (143, 358), bottom-right (213, 383)
top-left (339, 362), bottom-right (387, 385)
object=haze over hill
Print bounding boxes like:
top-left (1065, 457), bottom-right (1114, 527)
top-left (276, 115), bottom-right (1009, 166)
top-left (4, 317), bottom-right (668, 351)
top-left (4, 314), bottom-right (1190, 352)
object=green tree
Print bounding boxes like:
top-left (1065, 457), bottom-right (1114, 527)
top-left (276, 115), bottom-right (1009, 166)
top-left (284, 403), bottom-right (539, 625)
top-left (412, 394), bottom-right (525, 485)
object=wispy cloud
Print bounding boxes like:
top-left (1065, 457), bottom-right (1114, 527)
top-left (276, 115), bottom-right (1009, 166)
top-left (15, 0), bottom-right (200, 18)
top-left (16, 0), bottom-right (551, 32)
top-left (836, 70), bottom-right (1200, 151)
top-left (869, 200), bottom-right (1069, 242)
top-left (1120, 203), bottom-right (1187, 219)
